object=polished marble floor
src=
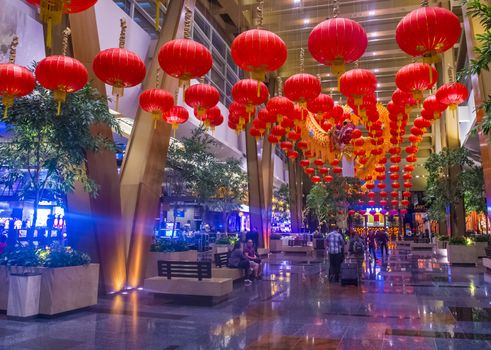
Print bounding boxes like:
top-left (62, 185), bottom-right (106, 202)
top-left (1, 245), bottom-right (491, 349)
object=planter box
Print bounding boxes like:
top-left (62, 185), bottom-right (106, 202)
top-left (8, 273), bottom-right (42, 318)
top-left (474, 242), bottom-right (488, 258)
top-left (447, 245), bottom-right (476, 265)
top-left (270, 240), bottom-right (282, 253)
top-left (146, 250), bottom-right (198, 278)
top-left (38, 264), bottom-right (99, 316)
top-left (0, 266), bottom-right (8, 311)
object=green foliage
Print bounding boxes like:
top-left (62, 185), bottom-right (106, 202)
top-left (458, 1), bottom-right (491, 136)
top-left (304, 176), bottom-right (362, 228)
top-left (0, 244), bottom-right (90, 267)
top-left (424, 147), bottom-right (485, 221)
top-left (437, 235), bottom-right (449, 241)
top-left (0, 80), bottom-right (120, 213)
top-left (150, 238), bottom-right (190, 252)
top-left (449, 236), bottom-right (472, 245)
top-left (215, 236), bottom-right (238, 245)
top-left (473, 235), bottom-right (490, 242)
top-left (167, 127), bottom-right (247, 231)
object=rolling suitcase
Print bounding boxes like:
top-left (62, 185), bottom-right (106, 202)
top-left (340, 258), bottom-right (359, 286)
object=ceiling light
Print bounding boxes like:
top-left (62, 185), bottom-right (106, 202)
top-left (374, 68), bottom-right (379, 73)
top-left (368, 10), bottom-right (375, 16)
top-left (294, 0), bottom-right (301, 3)
top-left (372, 52), bottom-right (377, 56)
top-left (415, 175), bottom-right (420, 178)
top-left (377, 83), bottom-right (380, 87)
top-left (304, 18), bottom-right (310, 24)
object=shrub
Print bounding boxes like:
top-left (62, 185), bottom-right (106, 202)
top-left (0, 244), bottom-right (90, 268)
top-left (473, 235), bottom-right (490, 243)
top-left (449, 237), bottom-right (472, 245)
top-left (150, 238), bottom-right (190, 252)
top-left (215, 236), bottom-right (238, 245)
top-left (437, 235), bottom-right (449, 241)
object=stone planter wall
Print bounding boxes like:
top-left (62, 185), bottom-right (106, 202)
top-left (474, 242), bottom-right (488, 258)
top-left (39, 264), bottom-right (99, 316)
top-left (447, 245), bottom-right (476, 265)
top-left (270, 240), bottom-right (282, 253)
top-left (0, 266), bottom-right (8, 311)
top-left (145, 250), bottom-right (198, 278)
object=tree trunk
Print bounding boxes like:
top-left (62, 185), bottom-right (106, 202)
top-left (171, 201), bottom-right (178, 239)
top-left (224, 211), bottom-right (229, 234)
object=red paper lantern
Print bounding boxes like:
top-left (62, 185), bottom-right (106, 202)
top-left (94, 37), bottom-right (146, 110)
top-left (249, 127), bottom-right (262, 139)
top-left (163, 106), bottom-right (189, 129)
top-left (410, 126), bottom-right (424, 136)
top-left (400, 209), bottom-right (408, 215)
top-left (321, 121), bottom-right (333, 132)
top-left (380, 191), bottom-right (388, 198)
top-left (423, 95), bottom-right (447, 118)
top-left (395, 63), bottom-right (438, 102)
top-left (392, 182), bottom-right (401, 189)
top-left (380, 200), bottom-right (388, 206)
top-left (258, 108), bottom-right (276, 127)
top-left (331, 158), bottom-right (340, 167)
top-left (351, 128), bottom-right (362, 139)
top-left (403, 173), bottom-right (413, 180)
top-left (0, 61), bottom-right (35, 118)
top-left (288, 150), bottom-right (299, 159)
top-left (332, 166), bottom-right (342, 174)
top-left (208, 108), bottom-right (224, 129)
top-left (267, 96), bottom-right (294, 123)
top-left (389, 165), bottom-right (400, 173)
top-left (324, 175), bottom-right (333, 183)
top-left (403, 191), bottom-right (411, 198)
top-left (308, 18), bottom-right (368, 76)
top-left (319, 167), bottom-right (329, 175)
top-left (390, 173), bottom-right (400, 181)
top-left (368, 200), bottom-right (376, 207)
top-left (401, 199), bottom-right (410, 206)
top-left (368, 191), bottom-right (376, 199)
top-left (232, 79), bottom-right (269, 112)
top-left (139, 88), bottom-right (174, 127)
top-left (377, 183), bottom-right (386, 189)
top-left (390, 191), bottom-right (399, 198)
top-left (359, 209), bottom-right (367, 215)
top-left (436, 82), bottom-right (469, 111)
top-left (300, 159), bottom-right (310, 167)
top-left (311, 176), bottom-right (321, 183)
top-left (307, 93), bottom-right (334, 118)
top-left (403, 182), bottom-right (413, 188)
top-left (390, 200), bottom-right (399, 206)
top-left (305, 167), bottom-right (315, 175)
top-left (405, 145), bottom-right (418, 154)
top-left (339, 69), bottom-right (377, 107)
top-left (406, 155), bottom-right (417, 163)
top-left (314, 159), bottom-right (324, 167)
top-left (231, 29), bottom-right (287, 82)
top-left (396, 5), bottom-right (461, 64)
top-left (268, 134), bottom-right (279, 144)
top-left (36, 56), bottom-right (88, 115)
top-left (280, 141), bottom-right (293, 150)
top-left (414, 117), bottom-right (431, 129)
top-left (297, 140), bottom-right (309, 150)
top-left (366, 183), bottom-right (375, 190)
top-left (158, 39), bottom-right (212, 86)
top-left (185, 84), bottom-right (219, 116)
top-left (404, 165), bottom-right (415, 172)
top-left (284, 73), bottom-right (321, 105)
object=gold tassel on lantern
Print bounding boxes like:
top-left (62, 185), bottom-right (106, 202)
top-left (155, 0), bottom-right (161, 31)
top-left (39, 0), bottom-right (65, 49)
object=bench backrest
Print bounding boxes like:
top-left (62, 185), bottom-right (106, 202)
top-left (214, 252), bottom-right (230, 268)
top-left (157, 260), bottom-right (212, 280)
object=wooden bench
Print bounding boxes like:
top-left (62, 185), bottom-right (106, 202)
top-left (212, 252), bottom-right (244, 281)
top-left (143, 261), bottom-right (233, 304)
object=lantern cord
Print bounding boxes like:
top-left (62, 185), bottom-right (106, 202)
top-left (183, 6), bottom-right (192, 39)
top-left (62, 27), bottom-right (71, 56)
top-left (199, 76), bottom-right (205, 84)
top-left (448, 65), bottom-right (454, 83)
top-left (317, 73), bottom-right (322, 88)
top-left (47, 18), bottom-right (53, 49)
top-left (333, 0), bottom-right (339, 18)
top-left (421, 0), bottom-right (429, 7)
top-left (8, 36), bottom-right (19, 64)
top-left (299, 48), bottom-right (305, 73)
top-left (156, 68), bottom-right (161, 88)
top-left (256, 0), bottom-right (264, 28)
top-left (155, 0), bottom-right (161, 31)
top-left (119, 18), bottom-right (127, 49)
top-left (276, 76), bottom-right (283, 97)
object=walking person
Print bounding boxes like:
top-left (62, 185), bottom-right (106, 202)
top-left (376, 229), bottom-right (389, 261)
top-left (349, 232), bottom-right (365, 277)
top-left (367, 230), bottom-right (377, 261)
top-left (326, 226), bottom-right (345, 282)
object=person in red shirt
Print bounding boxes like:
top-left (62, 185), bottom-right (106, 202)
top-left (244, 239), bottom-right (262, 279)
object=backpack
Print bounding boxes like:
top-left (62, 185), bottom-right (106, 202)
top-left (352, 240), bottom-right (364, 255)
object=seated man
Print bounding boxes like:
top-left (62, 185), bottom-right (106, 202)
top-left (228, 242), bottom-right (252, 284)
top-left (244, 239), bottom-right (262, 279)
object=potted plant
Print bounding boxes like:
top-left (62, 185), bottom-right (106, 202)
top-left (270, 233), bottom-right (283, 253)
top-left (213, 236), bottom-right (237, 253)
top-left (447, 236), bottom-right (476, 265)
top-left (473, 235), bottom-right (489, 258)
top-left (146, 239), bottom-right (197, 277)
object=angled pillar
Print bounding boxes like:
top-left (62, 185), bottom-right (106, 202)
top-left (120, 0), bottom-right (189, 288)
top-left (440, 50), bottom-right (466, 237)
top-left (463, 2), bottom-right (491, 221)
top-left (64, 9), bottom-right (127, 293)
top-left (261, 138), bottom-right (274, 248)
top-left (288, 159), bottom-right (303, 232)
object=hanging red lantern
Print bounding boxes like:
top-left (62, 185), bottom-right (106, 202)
top-left (400, 209), bottom-right (408, 215)
top-left (321, 121), bottom-right (333, 132)
top-left (184, 83), bottom-right (219, 117)
top-left (284, 73), bottom-right (321, 105)
top-left (410, 126), bottom-right (424, 136)
top-left (232, 79), bottom-right (269, 113)
top-left (163, 106), bottom-right (189, 130)
top-left (268, 134), bottom-right (279, 144)
top-left (389, 165), bottom-right (400, 173)
top-left (396, 4), bottom-right (461, 64)
top-left (305, 167), bottom-right (315, 175)
top-left (414, 117), bottom-right (431, 129)
top-left (36, 56), bottom-right (88, 115)
top-left (324, 175), bottom-right (333, 183)
top-left (367, 200), bottom-right (375, 207)
top-left (27, 0), bottom-right (97, 48)
top-left (0, 38), bottom-right (36, 118)
top-left (367, 191), bottom-right (376, 199)
top-left (366, 183), bottom-right (375, 190)
top-left (280, 141), bottom-right (293, 151)
top-left (351, 129), bottom-right (362, 140)
top-left (436, 82), bottom-right (469, 111)
top-left (405, 145), bottom-right (418, 154)
top-left (377, 183), bottom-right (386, 189)
top-left (377, 174), bottom-right (387, 181)
top-left (297, 140), bottom-right (309, 150)
top-left (258, 108), bottom-right (276, 128)
top-left (249, 127), bottom-right (263, 139)
top-left (300, 159), bottom-right (310, 167)
top-left (390, 173), bottom-right (400, 181)
top-left (308, 17), bottom-right (368, 76)
top-left (287, 130), bottom-right (301, 142)
top-left (408, 134), bottom-right (422, 144)
top-left (403, 182), bottom-right (413, 189)
top-left (208, 108), bottom-right (224, 130)
top-left (359, 209), bottom-right (367, 215)
top-left (404, 165), bottom-right (415, 172)
top-left (380, 200), bottom-right (388, 207)
top-left (339, 69), bottom-right (377, 107)
top-left (332, 166), bottom-right (343, 174)
top-left (390, 191), bottom-right (399, 198)
top-left (319, 167), bottom-right (329, 175)
top-left (403, 191), bottom-right (412, 198)
top-left (423, 95), bottom-right (447, 118)
top-left (390, 200), bottom-right (399, 207)
top-left (330, 158), bottom-right (340, 167)
top-left (401, 199), bottom-right (410, 206)
top-left (395, 63), bottom-right (438, 102)
top-left (94, 19), bottom-right (146, 111)
top-left (307, 93), bottom-right (334, 119)
top-left (314, 159), bottom-right (324, 167)
top-left (288, 150), bottom-right (299, 159)
top-left (380, 191), bottom-right (388, 198)
top-left (403, 173), bottom-right (413, 180)
top-left (311, 176), bottom-right (321, 183)
top-left (139, 88), bottom-right (174, 128)
top-left (392, 182), bottom-right (401, 189)
top-left (406, 155), bottom-right (417, 163)
top-left (267, 96), bottom-right (294, 123)
top-left (231, 28), bottom-right (287, 83)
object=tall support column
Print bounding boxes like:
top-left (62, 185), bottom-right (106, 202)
top-left (67, 9), bottom-right (127, 292)
top-left (440, 50), bottom-right (466, 237)
top-left (119, 0), bottom-right (190, 287)
top-left (463, 2), bottom-right (491, 219)
top-left (288, 159), bottom-right (303, 232)
top-left (261, 138), bottom-right (274, 249)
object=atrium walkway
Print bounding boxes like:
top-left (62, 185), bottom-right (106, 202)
top-left (1, 246), bottom-right (490, 350)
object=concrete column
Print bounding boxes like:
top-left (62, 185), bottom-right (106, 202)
top-left (288, 159), bottom-right (303, 232)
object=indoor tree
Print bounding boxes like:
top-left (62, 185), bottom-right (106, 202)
top-left (0, 81), bottom-right (120, 238)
